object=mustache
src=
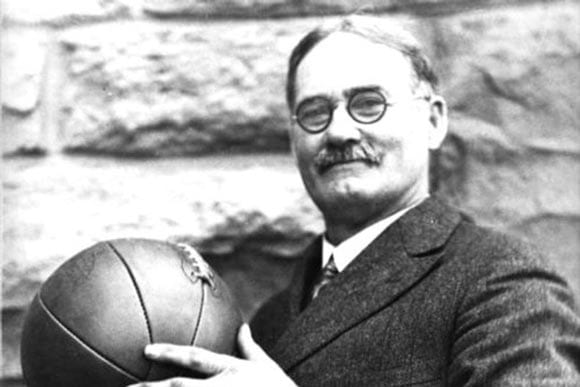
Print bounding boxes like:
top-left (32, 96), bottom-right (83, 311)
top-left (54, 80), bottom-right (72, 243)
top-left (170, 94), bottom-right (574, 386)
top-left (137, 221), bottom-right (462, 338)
top-left (314, 141), bottom-right (382, 173)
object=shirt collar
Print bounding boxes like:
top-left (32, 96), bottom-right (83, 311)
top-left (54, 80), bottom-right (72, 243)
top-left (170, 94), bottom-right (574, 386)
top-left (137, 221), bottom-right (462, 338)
top-left (322, 200), bottom-right (424, 272)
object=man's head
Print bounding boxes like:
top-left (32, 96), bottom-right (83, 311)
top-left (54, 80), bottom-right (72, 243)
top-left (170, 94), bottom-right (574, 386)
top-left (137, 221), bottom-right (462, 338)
top-left (286, 17), bottom-right (439, 111)
top-left (287, 16), bottom-right (448, 243)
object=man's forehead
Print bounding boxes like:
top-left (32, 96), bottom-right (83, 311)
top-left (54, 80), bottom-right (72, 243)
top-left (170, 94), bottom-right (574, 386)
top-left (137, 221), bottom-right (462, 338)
top-left (294, 32), bottom-right (415, 101)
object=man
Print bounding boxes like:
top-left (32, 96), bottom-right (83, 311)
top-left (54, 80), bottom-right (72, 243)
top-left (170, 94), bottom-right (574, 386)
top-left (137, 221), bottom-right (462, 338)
top-left (130, 16), bottom-right (580, 386)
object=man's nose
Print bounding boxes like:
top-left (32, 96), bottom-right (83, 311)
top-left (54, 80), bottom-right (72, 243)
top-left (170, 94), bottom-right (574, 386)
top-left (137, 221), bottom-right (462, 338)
top-left (324, 106), bottom-right (362, 145)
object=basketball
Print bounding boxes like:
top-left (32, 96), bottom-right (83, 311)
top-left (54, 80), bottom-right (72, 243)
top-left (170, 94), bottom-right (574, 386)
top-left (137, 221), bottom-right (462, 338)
top-left (20, 238), bottom-right (242, 387)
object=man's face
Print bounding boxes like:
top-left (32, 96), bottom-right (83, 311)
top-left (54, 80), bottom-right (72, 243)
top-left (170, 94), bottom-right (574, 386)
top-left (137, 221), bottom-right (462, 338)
top-left (290, 32), bottom-right (447, 224)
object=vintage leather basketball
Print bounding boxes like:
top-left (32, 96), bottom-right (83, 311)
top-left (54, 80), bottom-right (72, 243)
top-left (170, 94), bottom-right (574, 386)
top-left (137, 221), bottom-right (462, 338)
top-left (21, 238), bottom-right (242, 387)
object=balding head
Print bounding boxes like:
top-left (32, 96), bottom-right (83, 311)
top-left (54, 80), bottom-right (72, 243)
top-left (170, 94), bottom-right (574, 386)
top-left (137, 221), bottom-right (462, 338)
top-left (286, 16), bottom-right (438, 111)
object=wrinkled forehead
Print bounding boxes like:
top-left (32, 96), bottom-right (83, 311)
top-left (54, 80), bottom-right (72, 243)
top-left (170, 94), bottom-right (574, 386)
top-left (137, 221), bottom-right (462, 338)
top-left (294, 32), bottom-right (416, 104)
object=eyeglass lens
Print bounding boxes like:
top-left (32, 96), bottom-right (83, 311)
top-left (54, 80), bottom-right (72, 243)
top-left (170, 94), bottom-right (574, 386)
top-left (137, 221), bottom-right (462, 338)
top-left (296, 90), bottom-right (387, 133)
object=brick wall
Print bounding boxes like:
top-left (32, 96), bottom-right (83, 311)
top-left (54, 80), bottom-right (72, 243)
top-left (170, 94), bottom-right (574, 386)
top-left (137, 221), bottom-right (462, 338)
top-left (2, 0), bottom-right (579, 384)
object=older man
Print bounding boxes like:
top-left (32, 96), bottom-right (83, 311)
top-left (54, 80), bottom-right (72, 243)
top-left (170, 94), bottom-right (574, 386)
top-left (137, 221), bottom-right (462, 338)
top-left (131, 16), bottom-right (580, 386)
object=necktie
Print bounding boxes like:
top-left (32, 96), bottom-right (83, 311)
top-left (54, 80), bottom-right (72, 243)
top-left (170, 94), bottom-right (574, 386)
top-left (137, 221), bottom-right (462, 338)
top-left (309, 255), bottom-right (339, 301)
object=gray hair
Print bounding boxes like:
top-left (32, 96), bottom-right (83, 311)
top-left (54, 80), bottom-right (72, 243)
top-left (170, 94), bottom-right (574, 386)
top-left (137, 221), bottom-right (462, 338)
top-left (286, 16), bottom-right (438, 110)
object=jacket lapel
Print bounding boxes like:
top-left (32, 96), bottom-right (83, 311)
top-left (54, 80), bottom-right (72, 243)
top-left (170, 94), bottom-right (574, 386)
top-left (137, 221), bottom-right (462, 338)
top-left (271, 198), bottom-right (463, 371)
top-left (286, 237), bottom-right (322, 320)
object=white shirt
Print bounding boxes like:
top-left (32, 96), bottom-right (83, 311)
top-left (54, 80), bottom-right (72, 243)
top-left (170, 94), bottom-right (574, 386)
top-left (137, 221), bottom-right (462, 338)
top-left (322, 200), bottom-right (424, 272)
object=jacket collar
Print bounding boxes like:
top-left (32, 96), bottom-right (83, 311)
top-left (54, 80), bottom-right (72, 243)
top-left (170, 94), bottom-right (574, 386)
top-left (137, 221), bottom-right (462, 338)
top-left (270, 197), bottom-right (463, 371)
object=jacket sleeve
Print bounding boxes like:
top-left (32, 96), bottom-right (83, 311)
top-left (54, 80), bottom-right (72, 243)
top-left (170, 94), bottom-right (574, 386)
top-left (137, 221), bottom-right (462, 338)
top-left (448, 235), bottom-right (580, 385)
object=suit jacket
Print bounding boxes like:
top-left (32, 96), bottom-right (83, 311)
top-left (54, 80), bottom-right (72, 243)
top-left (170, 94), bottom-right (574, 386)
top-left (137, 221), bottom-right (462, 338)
top-left (251, 198), bottom-right (580, 386)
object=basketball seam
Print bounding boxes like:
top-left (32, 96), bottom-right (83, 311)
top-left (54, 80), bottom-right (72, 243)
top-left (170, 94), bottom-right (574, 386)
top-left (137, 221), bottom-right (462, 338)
top-left (172, 281), bottom-right (206, 378)
top-left (107, 242), bottom-right (154, 378)
top-left (190, 282), bottom-right (206, 347)
top-left (36, 294), bottom-right (141, 382)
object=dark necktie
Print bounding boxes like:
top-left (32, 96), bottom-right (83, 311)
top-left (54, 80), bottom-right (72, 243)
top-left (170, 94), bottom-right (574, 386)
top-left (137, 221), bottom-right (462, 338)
top-left (309, 255), bottom-right (339, 301)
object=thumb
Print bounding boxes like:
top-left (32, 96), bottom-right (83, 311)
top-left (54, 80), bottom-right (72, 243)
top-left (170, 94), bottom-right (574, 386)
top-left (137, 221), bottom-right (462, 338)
top-left (144, 344), bottom-right (235, 376)
top-left (237, 324), bottom-right (271, 363)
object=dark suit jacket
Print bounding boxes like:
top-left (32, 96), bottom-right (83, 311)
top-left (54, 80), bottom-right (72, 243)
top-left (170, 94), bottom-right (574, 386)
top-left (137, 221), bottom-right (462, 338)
top-left (251, 198), bottom-right (580, 386)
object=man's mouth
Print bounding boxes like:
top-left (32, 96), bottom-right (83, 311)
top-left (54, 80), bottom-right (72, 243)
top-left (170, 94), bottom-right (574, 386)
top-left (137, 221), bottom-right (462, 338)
top-left (316, 158), bottom-right (375, 174)
top-left (314, 142), bottom-right (381, 174)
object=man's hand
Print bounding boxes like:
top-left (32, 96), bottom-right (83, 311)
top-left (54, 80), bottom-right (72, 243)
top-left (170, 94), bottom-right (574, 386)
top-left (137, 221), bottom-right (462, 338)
top-left (127, 324), bottom-right (296, 387)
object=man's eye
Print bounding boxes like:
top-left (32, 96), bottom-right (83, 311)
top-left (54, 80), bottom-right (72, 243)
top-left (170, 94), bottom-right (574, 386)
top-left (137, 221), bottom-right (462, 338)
top-left (299, 102), bottom-right (330, 125)
top-left (357, 98), bottom-right (382, 108)
top-left (350, 93), bottom-right (385, 117)
top-left (302, 105), bottom-right (327, 118)
top-left (351, 96), bottom-right (383, 108)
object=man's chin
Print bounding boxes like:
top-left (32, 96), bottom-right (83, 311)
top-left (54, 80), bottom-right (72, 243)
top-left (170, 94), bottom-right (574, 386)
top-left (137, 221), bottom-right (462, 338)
top-left (315, 183), bottom-right (377, 208)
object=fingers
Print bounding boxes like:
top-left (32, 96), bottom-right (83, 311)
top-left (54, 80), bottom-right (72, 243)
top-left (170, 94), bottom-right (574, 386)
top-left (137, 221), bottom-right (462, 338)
top-left (144, 344), bottom-right (238, 375)
top-left (237, 324), bottom-right (271, 363)
top-left (127, 377), bottom-right (200, 387)
top-left (128, 329), bottom-right (294, 387)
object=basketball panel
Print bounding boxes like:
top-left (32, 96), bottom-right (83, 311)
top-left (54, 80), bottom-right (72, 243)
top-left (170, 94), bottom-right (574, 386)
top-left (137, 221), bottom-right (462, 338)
top-left (39, 241), bottom-right (151, 378)
top-left (193, 277), bottom-right (242, 356)
top-left (107, 239), bottom-right (205, 347)
top-left (21, 295), bottom-right (139, 387)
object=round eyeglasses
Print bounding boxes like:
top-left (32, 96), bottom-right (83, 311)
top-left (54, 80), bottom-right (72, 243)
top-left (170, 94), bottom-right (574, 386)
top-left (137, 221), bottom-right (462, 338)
top-left (292, 89), bottom-right (428, 134)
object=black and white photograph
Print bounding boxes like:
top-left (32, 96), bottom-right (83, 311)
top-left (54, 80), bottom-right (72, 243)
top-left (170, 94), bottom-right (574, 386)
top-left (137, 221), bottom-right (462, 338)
top-left (2, 0), bottom-right (580, 386)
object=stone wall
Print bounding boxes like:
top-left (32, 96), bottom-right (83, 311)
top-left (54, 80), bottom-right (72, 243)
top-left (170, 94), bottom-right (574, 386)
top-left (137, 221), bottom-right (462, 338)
top-left (2, 0), bottom-right (579, 384)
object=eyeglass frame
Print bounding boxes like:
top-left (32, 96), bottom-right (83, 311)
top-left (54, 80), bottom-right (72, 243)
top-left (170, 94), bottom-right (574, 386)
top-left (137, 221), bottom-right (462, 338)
top-left (291, 87), bottom-right (431, 134)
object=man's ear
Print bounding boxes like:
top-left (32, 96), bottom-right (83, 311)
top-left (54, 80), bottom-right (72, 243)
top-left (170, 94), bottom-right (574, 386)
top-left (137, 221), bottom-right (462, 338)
top-left (427, 95), bottom-right (448, 150)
